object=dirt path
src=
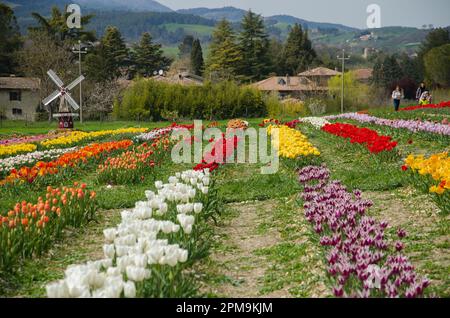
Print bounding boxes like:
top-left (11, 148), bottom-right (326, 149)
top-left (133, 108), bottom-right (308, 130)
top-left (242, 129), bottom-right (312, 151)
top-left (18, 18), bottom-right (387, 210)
top-left (365, 187), bottom-right (450, 296)
top-left (199, 198), bottom-right (329, 298)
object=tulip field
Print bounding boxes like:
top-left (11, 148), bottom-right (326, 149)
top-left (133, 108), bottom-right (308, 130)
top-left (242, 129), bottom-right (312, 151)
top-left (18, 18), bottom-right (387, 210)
top-left (0, 101), bottom-right (449, 299)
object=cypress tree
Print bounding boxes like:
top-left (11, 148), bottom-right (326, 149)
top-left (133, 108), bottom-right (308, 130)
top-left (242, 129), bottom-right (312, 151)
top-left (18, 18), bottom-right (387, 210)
top-left (190, 39), bottom-right (204, 76)
top-left (282, 23), bottom-right (317, 75)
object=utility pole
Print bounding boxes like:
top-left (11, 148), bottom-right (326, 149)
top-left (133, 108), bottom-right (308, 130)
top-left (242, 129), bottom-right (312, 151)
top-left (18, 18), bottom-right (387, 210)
top-left (337, 48), bottom-right (350, 114)
top-left (72, 40), bottom-right (87, 123)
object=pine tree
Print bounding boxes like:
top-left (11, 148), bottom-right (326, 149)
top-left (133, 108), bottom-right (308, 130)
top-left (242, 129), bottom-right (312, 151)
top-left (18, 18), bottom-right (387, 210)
top-left (282, 24), bottom-right (317, 75)
top-left (205, 19), bottom-right (242, 80)
top-left (238, 10), bottom-right (270, 81)
top-left (190, 39), bottom-right (204, 76)
top-left (85, 26), bottom-right (128, 82)
top-left (0, 4), bottom-right (22, 75)
top-left (133, 32), bottom-right (169, 77)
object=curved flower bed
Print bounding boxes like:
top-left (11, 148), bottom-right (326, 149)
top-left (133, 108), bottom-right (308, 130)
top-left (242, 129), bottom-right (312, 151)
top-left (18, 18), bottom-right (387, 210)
top-left (322, 123), bottom-right (398, 154)
top-left (0, 184), bottom-right (97, 271)
top-left (298, 165), bottom-right (430, 298)
top-left (403, 152), bottom-right (449, 213)
top-left (46, 169), bottom-right (214, 298)
top-left (0, 143), bottom-right (37, 158)
top-left (400, 100), bottom-right (450, 112)
top-left (0, 147), bottom-right (77, 175)
top-left (0, 132), bottom-right (66, 147)
top-left (325, 113), bottom-right (450, 136)
top-left (268, 125), bottom-right (320, 159)
top-left (41, 128), bottom-right (147, 149)
top-left (136, 123), bottom-right (193, 142)
top-left (0, 140), bottom-right (133, 186)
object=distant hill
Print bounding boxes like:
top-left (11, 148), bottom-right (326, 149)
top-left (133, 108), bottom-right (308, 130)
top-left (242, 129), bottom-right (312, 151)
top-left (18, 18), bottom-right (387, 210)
top-left (177, 6), bottom-right (358, 32)
top-left (177, 6), bottom-right (247, 22)
top-left (6, 0), bottom-right (172, 16)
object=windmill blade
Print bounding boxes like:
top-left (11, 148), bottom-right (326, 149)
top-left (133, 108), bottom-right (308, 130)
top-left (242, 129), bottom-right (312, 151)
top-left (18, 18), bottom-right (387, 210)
top-left (42, 90), bottom-right (62, 106)
top-left (66, 75), bottom-right (85, 91)
top-left (64, 92), bottom-right (80, 110)
top-left (47, 69), bottom-right (64, 88)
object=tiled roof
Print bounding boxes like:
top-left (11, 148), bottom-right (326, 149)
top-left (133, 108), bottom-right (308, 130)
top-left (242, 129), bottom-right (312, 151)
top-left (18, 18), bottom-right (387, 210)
top-left (0, 77), bottom-right (41, 90)
top-left (252, 76), bottom-right (328, 92)
top-left (298, 67), bottom-right (341, 77)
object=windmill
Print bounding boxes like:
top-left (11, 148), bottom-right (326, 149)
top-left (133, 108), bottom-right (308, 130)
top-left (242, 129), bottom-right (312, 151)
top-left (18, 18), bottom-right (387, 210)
top-left (42, 70), bottom-right (84, 129)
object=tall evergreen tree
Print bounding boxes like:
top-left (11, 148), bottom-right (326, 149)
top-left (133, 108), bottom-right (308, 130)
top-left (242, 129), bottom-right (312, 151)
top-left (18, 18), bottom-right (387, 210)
top-left (0, 4), bottom-right (22, 75)
top-left (132, 32), bottom-right (169, 77)
top-left (372, 54), bottom-right (404, 88)
top-left (178, 35), bottom-right (194, 59)
top-left (238, 10), bottom-right (270, 81)
top-left (85, 26), bottom-right (129, 82)
top-left (205, 19), bottom-right (241, 80)
top-left (282, 24), bottom-right (317, 75)
top-left (190, 39), bottom-right (204, 76)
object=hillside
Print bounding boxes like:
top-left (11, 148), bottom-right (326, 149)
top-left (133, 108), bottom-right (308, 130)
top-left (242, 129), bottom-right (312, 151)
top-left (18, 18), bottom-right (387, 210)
top-left (6, 0), bottom-right (172, 15)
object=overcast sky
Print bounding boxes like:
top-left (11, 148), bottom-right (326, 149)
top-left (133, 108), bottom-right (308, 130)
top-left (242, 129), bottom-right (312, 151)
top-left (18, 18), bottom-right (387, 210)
top-left (159, 0), bottom-right (450, 29)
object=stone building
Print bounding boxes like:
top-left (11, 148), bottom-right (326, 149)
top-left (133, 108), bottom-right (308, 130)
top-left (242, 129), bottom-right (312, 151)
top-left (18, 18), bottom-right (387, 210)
top-left (0, 76), bottom-right (41, 121)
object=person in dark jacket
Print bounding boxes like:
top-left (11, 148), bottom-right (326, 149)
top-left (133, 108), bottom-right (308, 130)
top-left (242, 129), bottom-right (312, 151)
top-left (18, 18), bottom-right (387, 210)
top-left (416, 82), bottom-right (426, 101)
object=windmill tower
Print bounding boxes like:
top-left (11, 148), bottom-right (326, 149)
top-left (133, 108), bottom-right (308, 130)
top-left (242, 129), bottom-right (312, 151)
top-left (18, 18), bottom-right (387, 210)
top-left (42, 70), bottom-right (84, 129)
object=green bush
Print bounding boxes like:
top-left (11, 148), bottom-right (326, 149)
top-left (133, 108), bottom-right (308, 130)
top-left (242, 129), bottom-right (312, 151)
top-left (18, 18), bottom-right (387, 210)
top-left (116, 79), bottom-right (267, 121)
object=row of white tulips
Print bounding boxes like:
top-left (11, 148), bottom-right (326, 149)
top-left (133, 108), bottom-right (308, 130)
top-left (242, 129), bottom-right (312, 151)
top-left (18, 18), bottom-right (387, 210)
top-left (46, 169), bottom-right (212, 298)
top-left (0, 147), bottom-right (77, 173)
top-left (299, 117), bottom-right (331, 129)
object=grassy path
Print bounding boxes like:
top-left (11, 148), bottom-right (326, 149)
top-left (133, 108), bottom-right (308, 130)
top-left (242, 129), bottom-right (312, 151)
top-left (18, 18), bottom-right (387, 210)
top-left (198, 164), bottom-right (330, 298)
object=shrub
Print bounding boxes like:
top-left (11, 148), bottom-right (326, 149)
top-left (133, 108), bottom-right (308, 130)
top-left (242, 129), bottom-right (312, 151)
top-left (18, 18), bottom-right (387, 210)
top-left (117, 79), bottom-right (267, 121)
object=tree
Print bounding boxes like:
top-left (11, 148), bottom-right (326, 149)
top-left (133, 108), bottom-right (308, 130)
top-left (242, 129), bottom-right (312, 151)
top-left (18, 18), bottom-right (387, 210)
top-left (86, 26), bottom-right (129, 82)
top-left (0, 4), bottom-right (22, 75)
top-left (281, 23), bottom-right (317, 75)
top-left (16, 31), bottom-right (76, 120)
top-left (190, 39), bottom-right (204, 76)
top-left (372, 54), bottom-right (403, 89)
top-left (424, 44), bottom-right (450, 87)
top-left (267, 38), bottom-right (284, 75)
top-left (29, 6), bottom-right (95, 44)
top-left (398, 53), bottom-right (422, 84)
top-left (132, 32), bottom-right (169, 77)
top-left (178, 35), bottom-right (194, 59)
top-left (238, 10), bottom-right (270, 81)
top-left (205, 19), bottom-right (242, 81)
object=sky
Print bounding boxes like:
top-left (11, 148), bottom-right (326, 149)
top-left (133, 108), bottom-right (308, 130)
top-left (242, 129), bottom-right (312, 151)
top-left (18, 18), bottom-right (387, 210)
top-left (159, 0), bottom-right (450, 29)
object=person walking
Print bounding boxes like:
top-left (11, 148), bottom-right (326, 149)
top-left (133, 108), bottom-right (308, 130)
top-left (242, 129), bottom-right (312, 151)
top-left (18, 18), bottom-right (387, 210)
top-left (392, 86), bottom-right (404, 112)
top-left (416, 82), bottom-right (427, 101)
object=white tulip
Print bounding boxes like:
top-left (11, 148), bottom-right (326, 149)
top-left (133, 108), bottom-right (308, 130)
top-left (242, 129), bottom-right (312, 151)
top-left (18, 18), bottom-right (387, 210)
top-left (194, 203), bottom-right (203, 214)
top-left (155, 181), bottom-right (163, 189)
top-left (107, 267), bottom-right (122, 277)
top-left (202, 187), bottom-right (209, 195)
top-left (46, 281), bottom-right (69, 298)
top-left (103, 244), bottom-right (115, 259)
top-left (103, 228), bottom-right (117, 243)
top-left (124, 281), bottom-right (136, 298)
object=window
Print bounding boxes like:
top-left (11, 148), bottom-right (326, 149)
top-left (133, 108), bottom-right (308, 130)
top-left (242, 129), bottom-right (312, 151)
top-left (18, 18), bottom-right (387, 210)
top-left (10, 91), bottom-right (21, 101)
top-left (12, 108), bottom-right (23, 116)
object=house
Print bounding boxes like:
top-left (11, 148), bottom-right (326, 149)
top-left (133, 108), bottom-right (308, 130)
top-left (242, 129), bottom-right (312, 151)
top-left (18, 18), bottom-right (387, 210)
top-left (353, 68), bottom-right (373, 84)
top-left (298, 67), bottom-right (341, 87)
top-left (152, 71), bottom-right (204, 86)
top-left (252, 75), bottom-right (328, 98)
top-left (0, 76), bottom-right (41, 121)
